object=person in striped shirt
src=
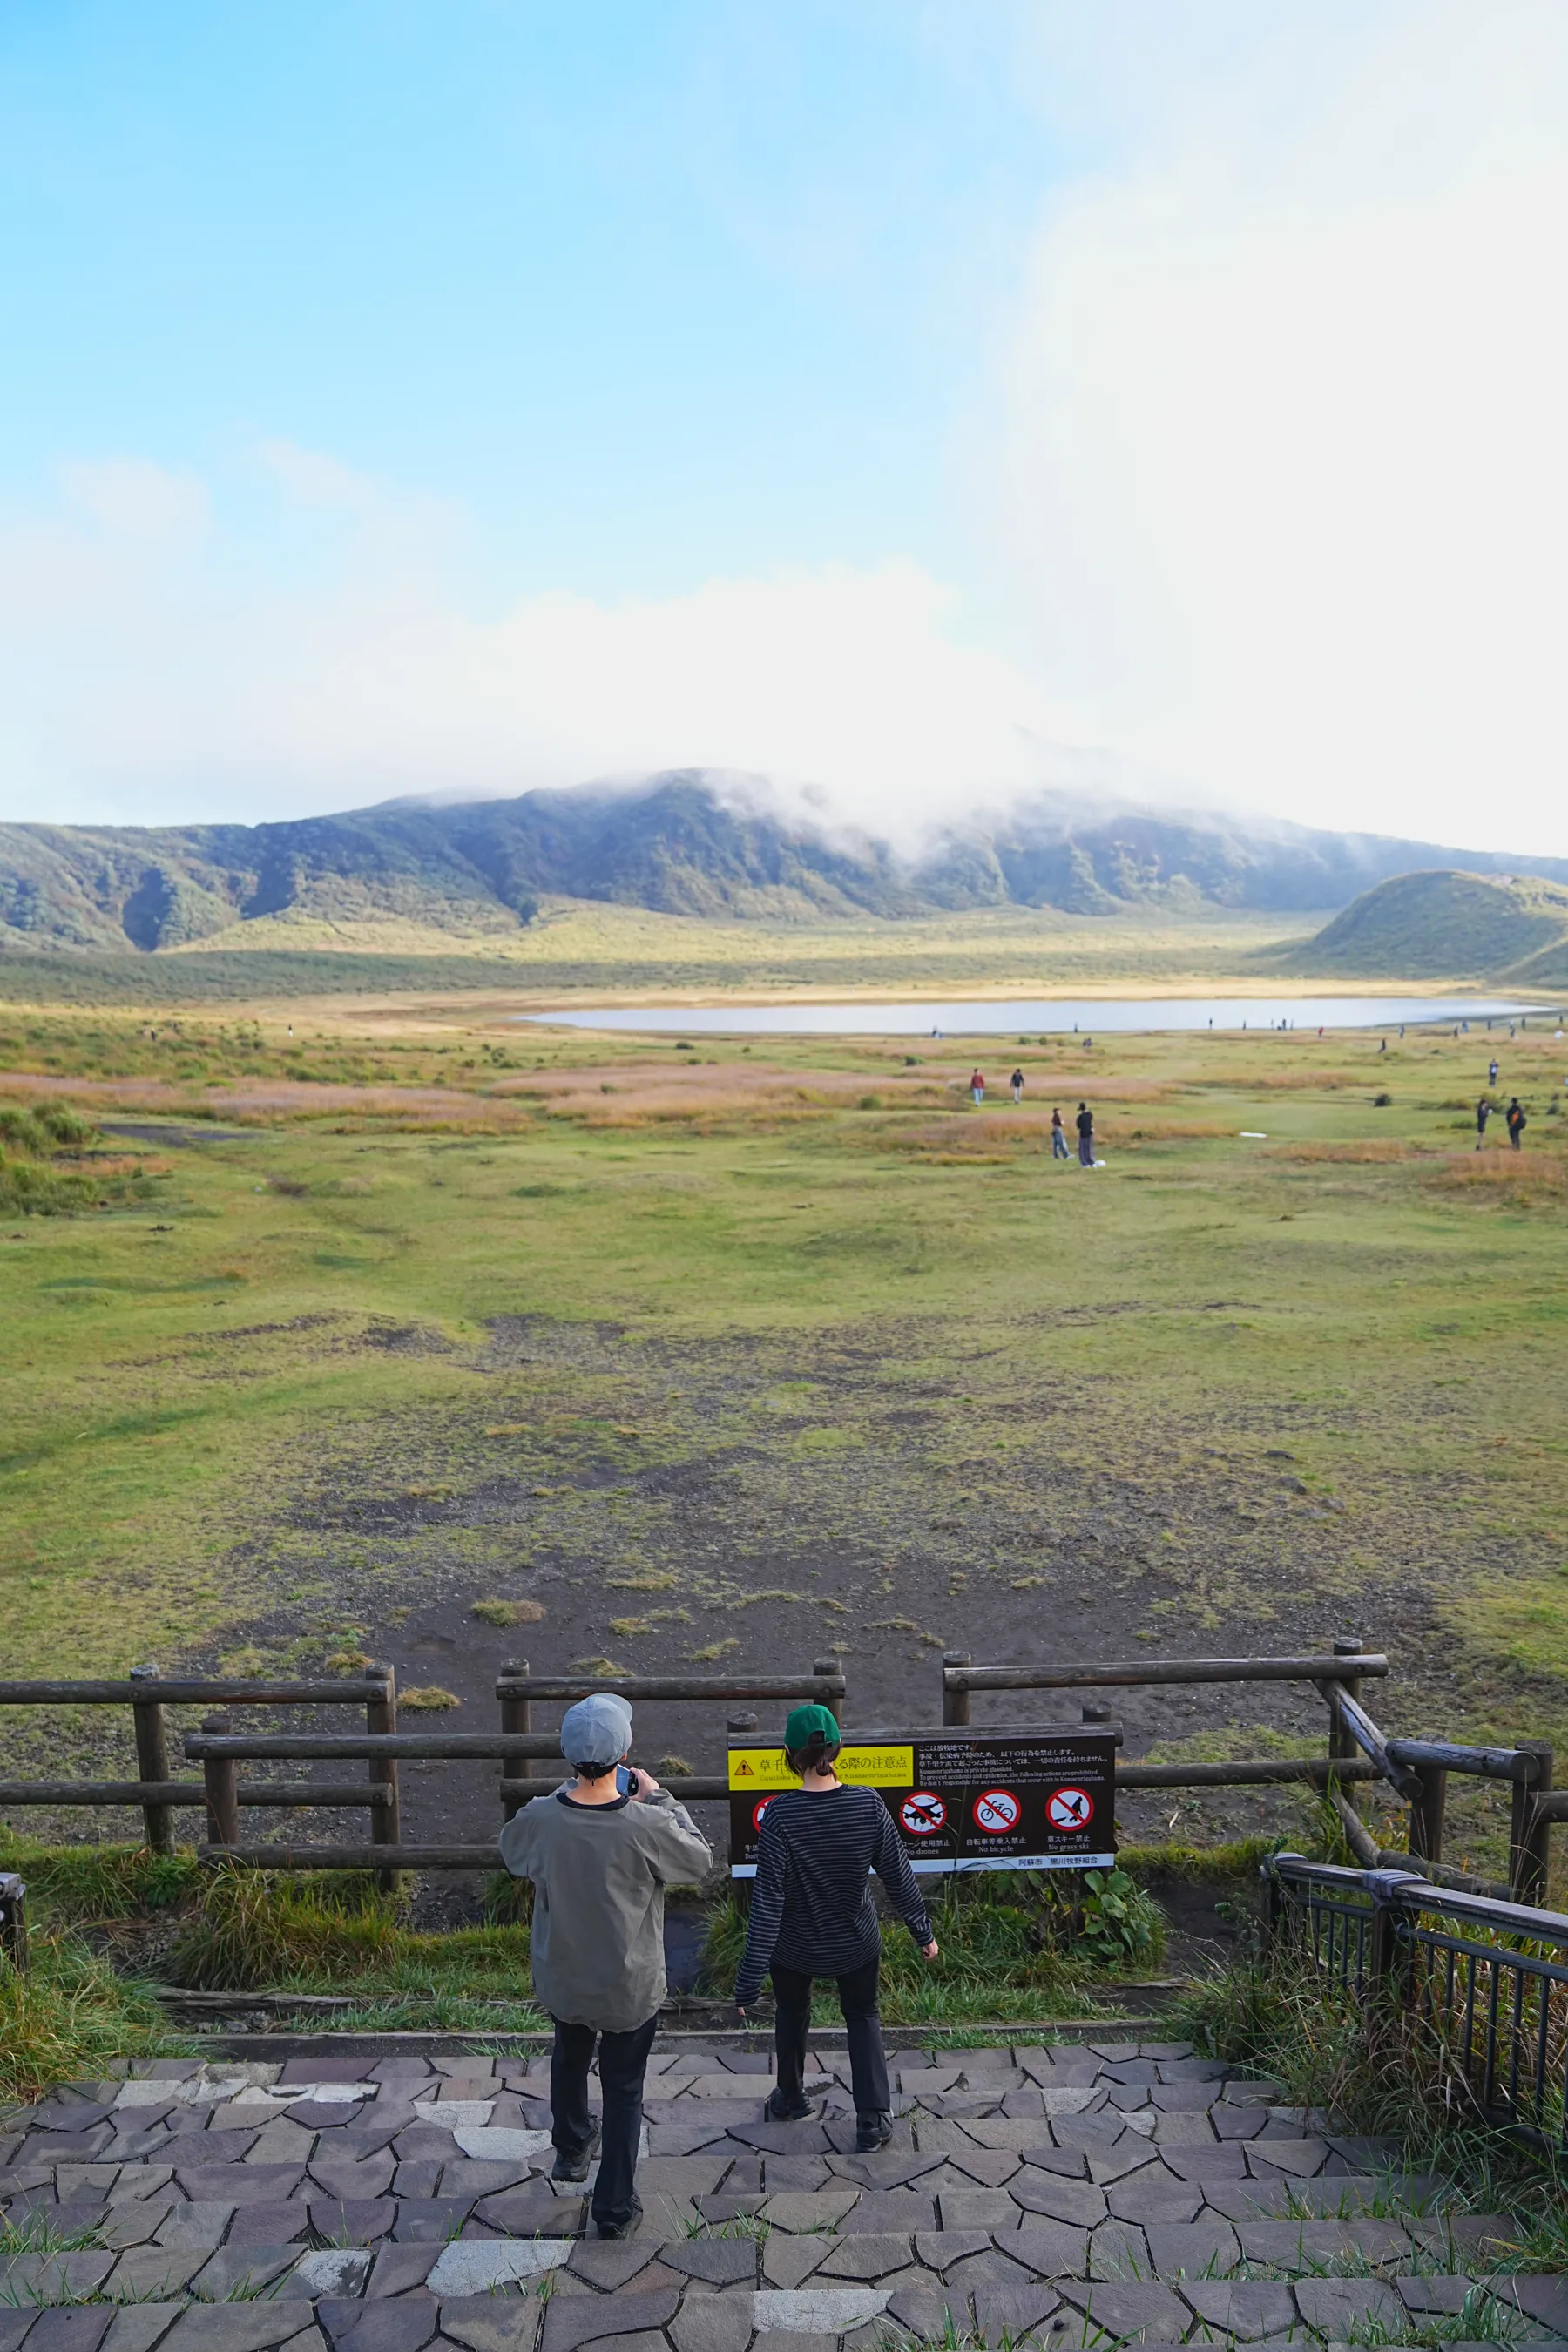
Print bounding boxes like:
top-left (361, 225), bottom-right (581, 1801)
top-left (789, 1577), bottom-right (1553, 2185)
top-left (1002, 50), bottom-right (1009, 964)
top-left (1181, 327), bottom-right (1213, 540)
top-left (733, 1704), bottom-right (938, 2152)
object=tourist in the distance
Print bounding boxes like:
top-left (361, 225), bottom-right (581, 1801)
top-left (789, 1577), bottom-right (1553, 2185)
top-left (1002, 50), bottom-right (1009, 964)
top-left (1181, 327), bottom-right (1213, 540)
top-left (1010, 1066), bottom-right (1024, 1105)
top-left (1051, 1105), bottom-right (1070, 1159)
top-left (1076, 1101), bottom-right (1096, 1166)
top-left (1507, 1098), bottom-right (1527, 1151)
top-left (970, 1068), bottom-right (985, 1106)
top-left (733, 1705), bottom-right (937, 2152)
top-left (1476, 1096), bottom-right (1491, 1150)
top-left (498, 1693), bottom-right (712, 2240)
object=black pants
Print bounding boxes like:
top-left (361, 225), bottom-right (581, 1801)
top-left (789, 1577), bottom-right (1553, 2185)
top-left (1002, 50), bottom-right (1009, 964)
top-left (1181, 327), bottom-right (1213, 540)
top-left (550, 2011), bottom-right (659, 2229)
top-left (772, 1956), bottom-right (890, 2119)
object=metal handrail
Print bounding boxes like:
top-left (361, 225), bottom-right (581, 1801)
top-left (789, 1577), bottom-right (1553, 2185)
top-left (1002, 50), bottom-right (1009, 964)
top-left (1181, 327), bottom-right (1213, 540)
top-left (1271, 1852), bottom-right (1568, 1949)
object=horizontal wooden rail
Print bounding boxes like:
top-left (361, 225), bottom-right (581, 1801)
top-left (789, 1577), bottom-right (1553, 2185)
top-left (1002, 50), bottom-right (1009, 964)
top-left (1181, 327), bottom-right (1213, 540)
top-left (494, 1673), bottom-right (844, 1702)
top-left (497, 1775), bottom-right (729, 1803)
top-left (186, 1732), bottom-right (561, 1761)
top-left (0, 1680), bottom-right (387, 1707)
top-left (0, 1781), bottom-right (389, 1808)
top-left (202, 1844), bottom-right (499, 1870)
top-left (1385, 1737), bottom-right (1544, 1783)
top-left (1117, 1757), bottom-right (1377, 1789)
top-left (943, 1654), bottom-right (1389, 1693)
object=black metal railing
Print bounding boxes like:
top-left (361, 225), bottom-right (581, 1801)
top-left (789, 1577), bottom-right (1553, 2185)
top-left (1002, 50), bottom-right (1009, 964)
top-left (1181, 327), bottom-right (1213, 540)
top-left (1270, 1853), bottom-right (1568, 2151)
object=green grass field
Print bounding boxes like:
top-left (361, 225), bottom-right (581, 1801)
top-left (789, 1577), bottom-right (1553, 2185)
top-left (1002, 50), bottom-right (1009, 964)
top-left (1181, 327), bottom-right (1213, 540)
top-left (3, 995), bottom-right (1567, 1882)
top-left (0, 896), bottom-right (1325, 1010)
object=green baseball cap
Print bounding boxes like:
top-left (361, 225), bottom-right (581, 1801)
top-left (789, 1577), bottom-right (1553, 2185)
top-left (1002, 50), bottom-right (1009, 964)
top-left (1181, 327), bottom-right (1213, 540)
top-left (784, 1702), bottom-right (841, 1751)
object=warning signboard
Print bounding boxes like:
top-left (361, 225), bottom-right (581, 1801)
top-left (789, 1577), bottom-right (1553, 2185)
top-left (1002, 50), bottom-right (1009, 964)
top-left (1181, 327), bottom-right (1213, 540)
top-left (728, 1728), bottom-right (1114, 1877)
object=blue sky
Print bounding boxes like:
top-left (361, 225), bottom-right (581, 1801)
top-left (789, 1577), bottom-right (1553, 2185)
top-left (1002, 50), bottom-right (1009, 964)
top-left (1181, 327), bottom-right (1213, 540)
top-left (4, 3), bottom-right (1043, 598)
top-left (5, 2), bottom-right (1568, 852)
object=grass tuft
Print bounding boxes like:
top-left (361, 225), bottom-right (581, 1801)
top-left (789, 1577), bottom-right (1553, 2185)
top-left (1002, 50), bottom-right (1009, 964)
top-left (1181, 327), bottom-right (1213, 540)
top-left (165, 1864), bottom-right (403, 1991)
top-left (0, 1934), bottom-right (178, 2104)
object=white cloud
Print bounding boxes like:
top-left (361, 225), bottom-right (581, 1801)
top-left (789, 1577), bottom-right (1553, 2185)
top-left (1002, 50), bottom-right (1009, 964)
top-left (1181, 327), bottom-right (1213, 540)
top-left (10, 6), bottom-right (1568, 859)
top-left (0, 457), bottom-right (1092, 836)
top-left (58, 458), bottom-right (209, 543)
top-left (984, 0), bottom-right (1568, 853)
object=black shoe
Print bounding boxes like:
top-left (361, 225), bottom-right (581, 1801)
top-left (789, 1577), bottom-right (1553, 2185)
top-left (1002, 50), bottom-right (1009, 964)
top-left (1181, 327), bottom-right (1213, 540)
top-left (551, 2123), bottom-right (602, 2182)
top-left (595, 2192), bottom-right (643, 2240)
top-left (766, 2088), bottom-right (814, 2122)
top-left (855, 2110), bottom-right (893, 2153)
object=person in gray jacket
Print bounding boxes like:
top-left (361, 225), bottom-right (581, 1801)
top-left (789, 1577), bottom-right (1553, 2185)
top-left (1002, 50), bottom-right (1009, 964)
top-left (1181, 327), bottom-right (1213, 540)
top-left (498, 1691), bottom-right (713, 2238)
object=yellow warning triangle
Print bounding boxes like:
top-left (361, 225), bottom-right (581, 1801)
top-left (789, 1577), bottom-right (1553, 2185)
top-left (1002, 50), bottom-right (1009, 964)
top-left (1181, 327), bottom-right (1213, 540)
top-left (736, 1761), bottom-right (754, 1776)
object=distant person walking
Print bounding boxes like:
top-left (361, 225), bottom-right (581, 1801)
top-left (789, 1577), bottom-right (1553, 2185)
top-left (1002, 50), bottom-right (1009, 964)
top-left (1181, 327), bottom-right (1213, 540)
top-left (1490, 1059), bottom-right (1500, 1085)
top-left (1507, 1098), bottom-right (1526, 1150)
top-left (1379, 1037), bottom-right (1387, 1053)
top-left (1051, 1106), bottom-right (1070, 1159)
top-left (1476, 1097), bottom-right (1491, 1149)
top-left (733, 1706), bottom-right (937, 2151)
top-left (970, 1069), bottom-right (984, 1106)
top-left (1010, 1067), bottom-right (1024, 1105)
top-left (1076, 1102), bottom-right (1095, 1167)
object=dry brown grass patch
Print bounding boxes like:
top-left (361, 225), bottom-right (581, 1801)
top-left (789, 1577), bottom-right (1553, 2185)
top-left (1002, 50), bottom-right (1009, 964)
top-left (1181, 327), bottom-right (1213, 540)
top-left (1269, 1139), bottom-right (1422, 1164)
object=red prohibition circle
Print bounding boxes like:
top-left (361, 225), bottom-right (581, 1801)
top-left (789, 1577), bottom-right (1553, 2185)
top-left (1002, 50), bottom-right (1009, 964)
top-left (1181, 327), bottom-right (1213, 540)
top-left (752, 1796), bottom-right (774, 1832)
top-left (1046, 1785), bottom-right (1095, 1832)
top-left (900, 1791), bottom-right (946, 1835)
top-left (971, 1787), bottom-right (1020, 1835)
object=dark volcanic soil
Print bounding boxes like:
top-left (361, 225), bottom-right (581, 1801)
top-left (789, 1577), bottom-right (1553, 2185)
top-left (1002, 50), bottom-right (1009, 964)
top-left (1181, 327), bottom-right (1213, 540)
top-left (19, 1308), bottom-right (1530, 1877)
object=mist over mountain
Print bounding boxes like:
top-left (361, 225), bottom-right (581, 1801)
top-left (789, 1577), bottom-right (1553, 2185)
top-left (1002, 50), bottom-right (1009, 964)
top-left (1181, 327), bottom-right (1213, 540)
top-left (5, 771), bottom-right (1568, 955)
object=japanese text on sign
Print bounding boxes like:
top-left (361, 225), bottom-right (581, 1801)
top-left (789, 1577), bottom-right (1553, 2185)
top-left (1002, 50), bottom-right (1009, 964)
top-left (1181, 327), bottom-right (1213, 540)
top-left (727, 1729), bottom-right (1115, 1876)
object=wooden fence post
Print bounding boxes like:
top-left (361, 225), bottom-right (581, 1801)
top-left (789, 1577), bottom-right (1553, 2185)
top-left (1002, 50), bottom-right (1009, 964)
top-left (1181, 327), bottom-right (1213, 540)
top-left (200, 1714), bottom-right (239, 1849)
top-left (1511, 1743), bottom-right (1554, 1907)
top-left (1328, 1630), bottom-right (1364, 1819)
top-left (0, 1872), bottom-right (27, 1973)
top-left (1409, 1764), bottom-right (1447, 1869)
top-left (943, 1652), bottom-right (971, 1727)
top-left (129, 1663), bottom-right (174, 1857)
top-left (500, 1659), bottom-right (531, 1824)
top-left (366, 1665), bottom-right (400, 1891)
top-left (814, 1659), bottom-right (843, 1729)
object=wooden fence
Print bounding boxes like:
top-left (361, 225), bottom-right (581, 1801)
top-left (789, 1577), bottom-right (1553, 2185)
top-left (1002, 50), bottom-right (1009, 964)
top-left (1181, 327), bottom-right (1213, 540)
top-left (0, 1659), bottom-right (846, 1877)
top-left (0, 1636), bottom-right (1557, 1900)
top-left (941, 1633), bottom-right (1556, 1905)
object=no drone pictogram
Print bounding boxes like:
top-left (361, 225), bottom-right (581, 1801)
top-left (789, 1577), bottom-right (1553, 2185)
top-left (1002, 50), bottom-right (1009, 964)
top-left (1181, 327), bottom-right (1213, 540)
top-left (1046, 1786), bottom-right (1095, 1833)
top-left (900, 1791), bottom-right (946, 1836)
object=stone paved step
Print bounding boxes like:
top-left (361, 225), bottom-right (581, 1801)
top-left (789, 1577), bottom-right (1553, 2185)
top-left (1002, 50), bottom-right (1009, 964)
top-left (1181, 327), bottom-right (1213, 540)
top-left (3, 2046), bottom-right (1565, 2347)
top-left (0, 2263), bottom-right (1565, 2350)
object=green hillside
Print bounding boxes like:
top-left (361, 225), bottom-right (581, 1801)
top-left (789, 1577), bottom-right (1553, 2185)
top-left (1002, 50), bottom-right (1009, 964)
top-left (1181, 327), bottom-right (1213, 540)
top-left (8, 774), bottom-right (1568, 958)
top-left (1297, 868), bottom-right (1568, 983)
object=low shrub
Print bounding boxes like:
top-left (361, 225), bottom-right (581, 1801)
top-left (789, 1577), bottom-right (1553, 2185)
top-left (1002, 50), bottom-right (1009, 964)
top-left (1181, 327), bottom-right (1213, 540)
top-left (166, 1865), bottom-right (403, 1991)
top-left (0, 1832), bottom-right (200, 1923)
top-left (0, 1933), bottom-right (178, 2104)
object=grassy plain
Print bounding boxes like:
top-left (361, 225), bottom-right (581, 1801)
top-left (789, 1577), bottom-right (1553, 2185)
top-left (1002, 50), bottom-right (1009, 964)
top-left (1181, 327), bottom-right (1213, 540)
top-left (0, 896), bottom-right (1325, 1010)
top-left (2, 987), bottom-right (1567, 1886)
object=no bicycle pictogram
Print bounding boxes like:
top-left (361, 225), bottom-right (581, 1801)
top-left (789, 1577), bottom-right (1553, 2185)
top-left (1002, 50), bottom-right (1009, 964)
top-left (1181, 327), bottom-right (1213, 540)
top-left (751, 1797), bottom-right (774, 1832)
top-left (900, 1791), bottom-right (946, 1836)
top-left (971, 1788), bottom-right (1021, 1835)
top-left (1046, 1786), bottom-right (1095, 1832)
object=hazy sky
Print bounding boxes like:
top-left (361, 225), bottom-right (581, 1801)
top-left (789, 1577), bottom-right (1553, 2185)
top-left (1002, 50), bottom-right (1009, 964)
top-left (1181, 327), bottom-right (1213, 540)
top-left (4, 1), bottom-right (1568, 851)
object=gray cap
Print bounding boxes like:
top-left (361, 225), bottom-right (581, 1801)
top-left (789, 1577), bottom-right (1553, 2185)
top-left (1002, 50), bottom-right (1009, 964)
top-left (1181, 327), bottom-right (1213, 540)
top-left (560, 1691), bottom-right (633, 1769)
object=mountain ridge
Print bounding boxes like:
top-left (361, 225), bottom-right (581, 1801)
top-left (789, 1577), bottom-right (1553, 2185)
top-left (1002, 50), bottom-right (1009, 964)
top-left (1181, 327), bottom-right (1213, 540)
top-left (6, 771), bottom-right (1568, 956)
